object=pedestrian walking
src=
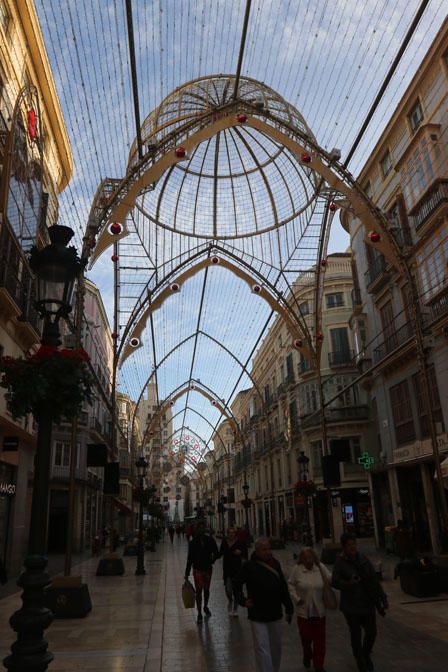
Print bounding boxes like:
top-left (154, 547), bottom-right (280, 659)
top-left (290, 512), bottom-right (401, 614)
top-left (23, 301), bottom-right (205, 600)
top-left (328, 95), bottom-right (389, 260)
top-left (168, 526), bottom-right (175, 544)
top-left (185, 521), bottom-right (219, 624)
top-left (332, 533), bottom-right (388, 672)
top-left (234, 537), bottom-right (293, 672)
top-left (219, 526), bottom-right (248, 616)
top-left (288, 547), bottom-right (332, 672)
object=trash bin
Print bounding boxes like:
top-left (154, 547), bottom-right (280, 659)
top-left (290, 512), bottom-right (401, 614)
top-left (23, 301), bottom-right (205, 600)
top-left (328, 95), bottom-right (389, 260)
top-left (397, 559), bottom-right (439, 598)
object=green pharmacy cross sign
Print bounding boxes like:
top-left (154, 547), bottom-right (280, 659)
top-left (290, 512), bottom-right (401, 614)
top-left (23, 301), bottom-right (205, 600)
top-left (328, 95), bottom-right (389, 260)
top-left (358, 451), bottom-right (375, 470)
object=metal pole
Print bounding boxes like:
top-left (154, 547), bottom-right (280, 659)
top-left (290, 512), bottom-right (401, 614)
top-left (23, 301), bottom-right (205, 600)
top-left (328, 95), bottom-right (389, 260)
top-left (135, 478), bottom-right (145, 575)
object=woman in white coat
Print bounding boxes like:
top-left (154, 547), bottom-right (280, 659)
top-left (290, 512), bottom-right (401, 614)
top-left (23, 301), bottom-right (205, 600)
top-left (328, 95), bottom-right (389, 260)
top-left (288, 547), bottom-right (331, 672)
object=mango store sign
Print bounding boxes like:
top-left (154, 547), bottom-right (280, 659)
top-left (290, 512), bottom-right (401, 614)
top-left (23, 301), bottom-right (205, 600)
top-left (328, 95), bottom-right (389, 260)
top-left (393, 434), bottom-right (448, 463)
top-left (0, 482), bottom-right (16, 495)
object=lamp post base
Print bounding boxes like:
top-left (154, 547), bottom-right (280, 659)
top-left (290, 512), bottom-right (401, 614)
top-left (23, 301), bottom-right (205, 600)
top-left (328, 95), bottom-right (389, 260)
top-left (3, 555), bottom-right (54, 672)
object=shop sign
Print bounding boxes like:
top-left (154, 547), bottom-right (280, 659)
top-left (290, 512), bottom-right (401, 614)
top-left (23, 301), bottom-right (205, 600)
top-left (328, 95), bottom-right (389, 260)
top-left (0, 482), bottom-right (16, 495)
top-left (393, 433), bottom-right (448, 463)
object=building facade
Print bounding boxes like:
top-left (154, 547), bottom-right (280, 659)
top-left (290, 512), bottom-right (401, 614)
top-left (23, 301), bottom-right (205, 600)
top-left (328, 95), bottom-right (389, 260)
top-left (344, 17), bottom-right (448, 553)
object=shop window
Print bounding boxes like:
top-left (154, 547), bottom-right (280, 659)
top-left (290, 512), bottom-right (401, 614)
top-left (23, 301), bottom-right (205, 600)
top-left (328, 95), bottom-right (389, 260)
top-left (389, 380), bottom-right (416, 446)
top-left (326, 292), bottom-right (344, 308)
top-left (408, 99), bottom-right (424, 133)
top-left (380, 149), bottom-right (393, 178)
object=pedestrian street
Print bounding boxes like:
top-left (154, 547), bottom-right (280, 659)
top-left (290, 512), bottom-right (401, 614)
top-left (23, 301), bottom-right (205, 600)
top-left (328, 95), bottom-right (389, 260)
top-left (1, 539), bottom-right (448, 672)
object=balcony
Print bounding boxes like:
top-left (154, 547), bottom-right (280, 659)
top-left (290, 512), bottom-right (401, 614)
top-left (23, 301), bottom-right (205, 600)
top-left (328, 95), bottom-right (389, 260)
top-left (364, 254), bottom-right (390, 293)
top-left (302, 405), bottom-right (369, 429)
top-left (264, 393), bottom-right (278, 412)
top-left (410, 179), bottom-right (448, 233)
top-left (277, 382), bottom-right (288, 397)
top-left (249, 413), bottom-right (260, 426)
top-left (372, 321), bottom-right (414, 365)
top-left (429, 288), bottom-right (448, 322)
top-left (351, 288), bottom-right (362, 309)
top-left (299, 358), bottom-right (314, 375)
top-left (328, 349), bottom-right (355, 368)
top-left (51, 465), bottom-right (85, 481)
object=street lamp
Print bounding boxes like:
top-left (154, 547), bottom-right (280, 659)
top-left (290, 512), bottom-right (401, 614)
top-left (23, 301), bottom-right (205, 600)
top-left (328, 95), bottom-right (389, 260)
top-left (4, 225), bottom-right (83, 672)
top-left (297, 451), bottom-right (313, 546)
top-left (242, 478), bottom-right (251, 538)
top-left (135, 455), bottom-right (148, 575)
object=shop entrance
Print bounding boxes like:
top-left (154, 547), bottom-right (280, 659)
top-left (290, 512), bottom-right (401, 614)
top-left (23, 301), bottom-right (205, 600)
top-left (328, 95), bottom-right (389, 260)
top-left (397, 465), bottom-right (431, 552)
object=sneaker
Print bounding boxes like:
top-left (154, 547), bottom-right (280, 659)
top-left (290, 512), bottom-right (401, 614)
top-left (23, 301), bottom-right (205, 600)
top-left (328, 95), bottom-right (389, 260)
top-left (197, 613), bottom-right (203, 624)
top-left (303, 657), bottom-right (311, 669)
top-left (204, 606), bottom-right (212, 617)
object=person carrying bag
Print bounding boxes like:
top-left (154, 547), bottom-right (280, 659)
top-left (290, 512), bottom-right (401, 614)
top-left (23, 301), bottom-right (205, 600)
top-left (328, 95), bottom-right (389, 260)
top-left (182, 578), bottom-right (196, 609)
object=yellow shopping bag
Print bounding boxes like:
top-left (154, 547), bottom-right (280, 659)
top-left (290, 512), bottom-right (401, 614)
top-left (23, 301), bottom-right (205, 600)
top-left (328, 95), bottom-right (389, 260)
top-left (182, 579), bottom-right (196, 609)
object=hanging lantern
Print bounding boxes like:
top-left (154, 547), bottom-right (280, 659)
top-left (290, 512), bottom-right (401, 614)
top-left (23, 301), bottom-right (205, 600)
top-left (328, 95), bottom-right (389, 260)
top-left (211, 399), bottom-right (217, 406)
top-left (111, 254), bottom-right (119, 262)
top-left (236, 114), bottom-right (247, 123)
top-left (252, 284), bottom-right (262, 294)
top-left (301, 152), bottom-right (311, 163)
top-left (329, 202), bottom-right (337, 212)
top-left (211, 256), bottom-right (220, 264)
top-left (175, 146), bottom-right (186, 158)
top-left (170, 282), bottom-right (180, 292)
top-left (129, 337), bottom-right (140, 348)
top-left (293, 339), bottom-right (303, 349)
top-left (28, 109), bottom-right (37, 140)
top-left (370, 231), bottom-right (381, 243)
top-left (109, 222), bottom-right (123, 235)
top-left (190, 384), bottom-right (196, 390)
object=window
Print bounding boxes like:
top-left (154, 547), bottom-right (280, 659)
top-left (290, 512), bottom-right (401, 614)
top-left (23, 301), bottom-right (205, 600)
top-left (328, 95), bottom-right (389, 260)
top-left (363, 181), bottom-right (372, 198)
top-left (326, 292), bottom-right (344, 308)
top-left (412, 365), bottom-right (444, 437)
top-left (277, 459), bottom-right (282, 488)
top-left (300, 300), bottom-right (310, 316)
top-left (311, 441), bottom-right (322, 476)
top-left (380, 150), bottom-right (392, 178)
top-left (264, 384), bottom-right (270, 402)
top-left (286, 353), bottom-right (294, 383)
top-left (408, 99), bottom-right (423, 132)
top-left (330, 327), bottom-right (350, 354)
top-left (54, 441), bottom-right (70, 467)
top-left (389, 380), bottom-right (416, 446)
top-left (380, 301), bottom-right (398, 351)
top-left (416, 230), bottom-right (448, 301)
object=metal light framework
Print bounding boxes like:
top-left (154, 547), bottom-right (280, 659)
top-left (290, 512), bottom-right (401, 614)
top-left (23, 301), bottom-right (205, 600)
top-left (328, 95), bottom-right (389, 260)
top-left (82, 73), bottom-right (448, 545)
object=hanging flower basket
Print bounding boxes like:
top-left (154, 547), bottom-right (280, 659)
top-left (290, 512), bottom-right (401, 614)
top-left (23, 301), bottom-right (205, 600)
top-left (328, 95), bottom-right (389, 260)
top-left (0, 345), bottom-right (94, 423)
top-left (294, 479), bottom-right (317, 497)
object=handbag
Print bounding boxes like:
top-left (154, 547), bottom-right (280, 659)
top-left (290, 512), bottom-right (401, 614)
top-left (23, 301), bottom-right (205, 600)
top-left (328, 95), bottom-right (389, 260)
top-left (182, 579), bottom-right (196, 609)
top-left (318, 563), bottom-right (337, 610)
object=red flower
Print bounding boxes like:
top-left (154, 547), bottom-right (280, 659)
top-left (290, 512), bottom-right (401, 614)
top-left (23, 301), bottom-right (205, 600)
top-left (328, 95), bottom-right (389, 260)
top-left (32, 345), bottom-right (58, 359)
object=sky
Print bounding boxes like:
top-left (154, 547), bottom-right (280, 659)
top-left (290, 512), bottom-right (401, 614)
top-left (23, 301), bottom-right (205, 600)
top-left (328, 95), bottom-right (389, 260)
top-left (33, 0), bottom-right (447, 453)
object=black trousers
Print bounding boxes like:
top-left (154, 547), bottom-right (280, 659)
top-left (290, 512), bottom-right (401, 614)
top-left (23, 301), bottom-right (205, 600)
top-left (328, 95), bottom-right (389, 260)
top-left (344, 611), bottom-right (377, 670)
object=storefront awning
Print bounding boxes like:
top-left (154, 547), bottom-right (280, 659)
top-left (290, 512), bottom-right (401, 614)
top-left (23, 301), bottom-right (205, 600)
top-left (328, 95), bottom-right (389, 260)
top-left (112, 497), bottom-right (133, 516)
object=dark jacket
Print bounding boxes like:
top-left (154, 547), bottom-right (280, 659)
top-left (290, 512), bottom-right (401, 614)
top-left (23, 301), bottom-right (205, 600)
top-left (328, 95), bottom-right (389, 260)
top-left (185, 534), bottom-right (219, 575)
top-left (219, 538), bottom-right (248, 580)
top-left (233, 552), bottom-right (294, 622)
top-left (332, 552), bottom-right (388, 615)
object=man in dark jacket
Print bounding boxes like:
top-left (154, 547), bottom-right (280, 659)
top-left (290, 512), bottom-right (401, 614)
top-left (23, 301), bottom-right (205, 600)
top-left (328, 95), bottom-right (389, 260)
top-left (233, 537), bottom-right (294, 672)
top-left (332, 533), bottom-right (388, 672)
top-left (219, 526), bottom-right (248, 615)
top-left (185, 522), bottom-right (219, 624)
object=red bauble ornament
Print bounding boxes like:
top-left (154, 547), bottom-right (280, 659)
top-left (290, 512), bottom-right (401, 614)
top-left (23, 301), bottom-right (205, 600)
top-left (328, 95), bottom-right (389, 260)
top-left (111, 254), bottom-right (119, 262)
top-left (170, 283), bottom-right (180, 292)
top-left (301, 152), bottom-right (311, 163)
top-left (112, 332), bottom-right (119, 339)
top-left (130, 337), bottom-right (140, 347)
top-left (370, 231), bottom-right (381, 243)
top-left (236, 114), bottom-right (247, 123)
top-left (211, 256), bottom-right (220, 264)
top-left (329, 202), bottom-right (337, 212)
top-left (28, 109), bottom-right (37, 139)
top-left (320, 259), bottom-right (327, 268)
top-left (316, 332), bottom-right (324, 342)
top-left (293, 339), bottom-right (303, 349)
top-left (109, 222), bottom-right (122, 235)
top-left (252, 284), bottom-right (262, 294)
top-left (175, 146), bottom-right (186, 158)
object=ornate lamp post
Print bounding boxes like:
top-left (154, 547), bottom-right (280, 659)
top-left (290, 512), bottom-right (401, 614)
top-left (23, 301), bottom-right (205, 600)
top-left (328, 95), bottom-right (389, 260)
top-left (135, 455), bottom-right (148, 576)
top-left (242, 477), bottom-right (251, 538)
top-left (297, 451), bottom-right (313, 547)
top-left (4, 225), bottom-right (84, 672)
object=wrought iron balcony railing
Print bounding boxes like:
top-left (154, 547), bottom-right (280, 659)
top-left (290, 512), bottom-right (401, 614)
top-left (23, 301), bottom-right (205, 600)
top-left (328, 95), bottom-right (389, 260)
top-left (364, 254), bottom-right (389, 289)
top-left (410, 179), bottom-right (448, 231)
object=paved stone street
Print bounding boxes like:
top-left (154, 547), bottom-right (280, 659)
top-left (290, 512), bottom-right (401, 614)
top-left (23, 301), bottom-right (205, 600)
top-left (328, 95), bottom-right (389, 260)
top-left (1, 538), bottom-right (448, 671)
